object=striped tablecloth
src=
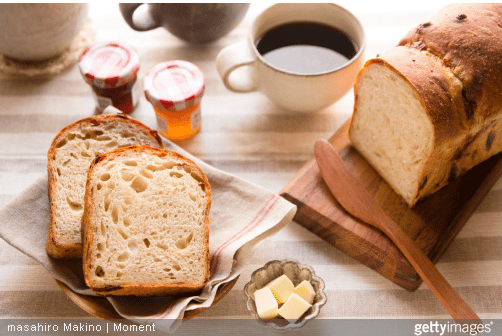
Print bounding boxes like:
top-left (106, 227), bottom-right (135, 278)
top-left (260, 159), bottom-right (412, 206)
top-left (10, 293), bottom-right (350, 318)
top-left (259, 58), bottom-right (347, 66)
top-left (0, 1), bottom-right (500, 325)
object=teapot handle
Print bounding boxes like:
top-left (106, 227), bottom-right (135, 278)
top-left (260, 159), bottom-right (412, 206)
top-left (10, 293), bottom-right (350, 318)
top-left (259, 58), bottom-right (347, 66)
top-left (119, 3), bottom-right (160, 31)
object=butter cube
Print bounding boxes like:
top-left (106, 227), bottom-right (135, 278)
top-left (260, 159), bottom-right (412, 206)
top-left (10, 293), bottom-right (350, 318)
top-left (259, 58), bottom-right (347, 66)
top-left (254, 287), bottom-right (278, 319)
top-left (277, 293), bottom-right (312, 321)
top-left (266, 274), bottom-right (294, 304)
top-left (293, 280), bottom-right (316, 304)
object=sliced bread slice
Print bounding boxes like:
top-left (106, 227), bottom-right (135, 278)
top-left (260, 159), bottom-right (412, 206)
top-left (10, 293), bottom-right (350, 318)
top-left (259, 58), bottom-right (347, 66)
top-left (82, 145), bottom-right (211, 296)
top-left (46, 114), bottom-right (163, 259)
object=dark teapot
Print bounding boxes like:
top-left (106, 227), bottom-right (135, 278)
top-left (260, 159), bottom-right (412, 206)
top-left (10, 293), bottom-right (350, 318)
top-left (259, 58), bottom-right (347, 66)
top-left (119, 3), bottom-right (250, 44)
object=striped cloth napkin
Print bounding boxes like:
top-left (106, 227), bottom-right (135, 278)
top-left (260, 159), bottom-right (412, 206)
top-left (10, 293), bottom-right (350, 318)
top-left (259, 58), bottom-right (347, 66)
top-left (0, 133), bottom-right (296, 333)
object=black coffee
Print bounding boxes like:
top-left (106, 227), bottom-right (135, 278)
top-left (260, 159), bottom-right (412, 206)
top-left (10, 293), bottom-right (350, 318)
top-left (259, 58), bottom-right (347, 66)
top-left (256, 22), bottom-right (357, 74)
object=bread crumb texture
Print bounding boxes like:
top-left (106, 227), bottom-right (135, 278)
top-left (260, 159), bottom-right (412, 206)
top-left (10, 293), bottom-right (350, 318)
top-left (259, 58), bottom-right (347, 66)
top-left (48, 116), bottom-right (162, 250)
top-left (85, 147), bottom-right (209, 291)
top-left (350, 4), bottom-right (502, 206)
top-left (351, 63), bottom-right (433, 205)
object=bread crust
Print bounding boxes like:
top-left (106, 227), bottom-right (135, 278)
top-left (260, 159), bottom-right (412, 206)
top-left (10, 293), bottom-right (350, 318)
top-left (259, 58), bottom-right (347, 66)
top-left (351, 47), bottom-right (467, 205)
top-left (350, 4), bottom-right (502, 206)
top-left (46, 114), bottom-right (163, 259)
top-left (82, 145), bottom-right (211, 296)
top-left (399, 4), bottom-right (502, 123)
top-left (362, 47), bottom-right (465, 143)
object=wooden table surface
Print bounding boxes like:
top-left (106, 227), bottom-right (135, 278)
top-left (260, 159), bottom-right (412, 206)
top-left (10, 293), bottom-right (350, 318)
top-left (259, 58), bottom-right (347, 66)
top-left (0, 1), bottom-right (500, 324)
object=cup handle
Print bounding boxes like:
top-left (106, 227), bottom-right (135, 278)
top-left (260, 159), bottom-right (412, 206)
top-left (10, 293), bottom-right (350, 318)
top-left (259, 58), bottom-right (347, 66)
top-left (216, 40), bottom-right (258, 93)
top-left (119, 3), bottom-right (160, 31)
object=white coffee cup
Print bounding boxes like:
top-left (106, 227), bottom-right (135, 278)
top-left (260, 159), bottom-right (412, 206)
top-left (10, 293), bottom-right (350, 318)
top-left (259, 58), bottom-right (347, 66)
top-left (216, 3), bottom-right (365, 112)
top-left (0, 3), bottom-right (89, 61)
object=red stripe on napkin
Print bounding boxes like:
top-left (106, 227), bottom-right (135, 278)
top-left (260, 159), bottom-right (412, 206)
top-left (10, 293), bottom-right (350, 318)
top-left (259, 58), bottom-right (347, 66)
top-left (149, 194), bottom-right (281, 321)
top-left (210, 194), bottom-right (280, 275)
top-left (148, 298), bottom-right (179, 320)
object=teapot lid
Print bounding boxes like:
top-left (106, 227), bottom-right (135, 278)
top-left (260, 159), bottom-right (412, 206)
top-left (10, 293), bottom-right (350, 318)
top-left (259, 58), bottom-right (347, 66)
top-left (79, 41), bottom-right (140, 89)
top-left (144, 60), bottom-right (205, 111)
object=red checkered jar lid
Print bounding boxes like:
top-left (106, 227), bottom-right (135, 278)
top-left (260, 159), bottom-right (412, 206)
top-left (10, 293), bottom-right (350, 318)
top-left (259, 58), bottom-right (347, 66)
top-left (144, 60), bottom-right (205, 111)
top-left (79, 41), bottom-right (140, 89)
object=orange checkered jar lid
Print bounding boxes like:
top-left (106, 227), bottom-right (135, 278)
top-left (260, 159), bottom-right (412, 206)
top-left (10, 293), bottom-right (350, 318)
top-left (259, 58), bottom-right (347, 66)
top-left (144, 60), bottom-right (205, 111)
top-left (78, 41), bottom-right (140, 89)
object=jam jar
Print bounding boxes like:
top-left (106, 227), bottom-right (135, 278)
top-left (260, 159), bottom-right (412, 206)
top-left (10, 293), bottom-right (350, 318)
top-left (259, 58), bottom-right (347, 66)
top-left (79, 41), bottom-right (140, 114)
top-left (144, 60), bottom-right (205, 140)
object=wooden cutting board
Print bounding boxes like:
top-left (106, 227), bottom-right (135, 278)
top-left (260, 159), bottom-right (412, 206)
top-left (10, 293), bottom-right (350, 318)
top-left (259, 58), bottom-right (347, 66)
top-left (281, 120), bottom-right (502, 291)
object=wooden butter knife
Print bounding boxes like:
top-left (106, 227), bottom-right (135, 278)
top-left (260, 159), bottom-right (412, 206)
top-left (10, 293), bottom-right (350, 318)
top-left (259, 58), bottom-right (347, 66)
top-left (314, 139), bottom-right (480, 322)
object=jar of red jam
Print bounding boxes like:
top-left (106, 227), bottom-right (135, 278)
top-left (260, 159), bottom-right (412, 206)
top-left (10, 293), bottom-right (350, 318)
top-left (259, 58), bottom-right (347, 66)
top-left (78, 41), bottom-right (140, 114)
top-left (144, 60), bottom-right (205, 140)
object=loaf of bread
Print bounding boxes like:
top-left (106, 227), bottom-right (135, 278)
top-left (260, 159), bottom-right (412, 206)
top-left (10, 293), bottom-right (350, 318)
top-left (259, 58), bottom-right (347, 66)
top-left (82, 145), bottom-right (211, 296)
top-left (46, 114), bottom-right (163, 259)
top-left (349, 4), bottom-right (502, 206)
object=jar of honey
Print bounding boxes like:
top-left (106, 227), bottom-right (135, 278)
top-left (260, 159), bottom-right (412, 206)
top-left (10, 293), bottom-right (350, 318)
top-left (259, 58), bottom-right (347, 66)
top-left (144, 60), bottom-right (205, 140)
top-left (78, 41), bottom-right (140, 114)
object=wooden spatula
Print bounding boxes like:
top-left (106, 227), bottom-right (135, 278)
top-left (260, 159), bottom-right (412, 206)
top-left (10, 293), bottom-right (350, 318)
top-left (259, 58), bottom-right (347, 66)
top-left (314, 139), bottom-right (480, 322)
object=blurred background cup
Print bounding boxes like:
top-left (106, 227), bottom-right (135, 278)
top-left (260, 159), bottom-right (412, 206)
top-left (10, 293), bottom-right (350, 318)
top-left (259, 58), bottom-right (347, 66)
top-left (215, 3), bottom-right (365, 112)
top-left (119, 3), bottom-right (250, 44)
top-left (0, 3), bottom-right (89, 61)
